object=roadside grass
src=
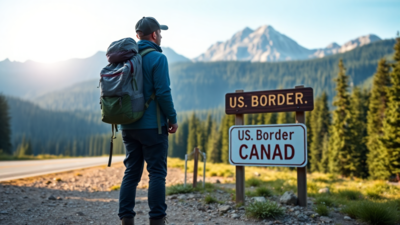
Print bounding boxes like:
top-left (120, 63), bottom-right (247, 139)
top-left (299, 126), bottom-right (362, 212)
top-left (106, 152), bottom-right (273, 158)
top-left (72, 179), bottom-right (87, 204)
top-left (255, 187), bottom-right (274, 197)
top-left (0, 153), bottom-right (73, 160)
top-left (204, 194), bottom-right (222, 204)
top-left (314, 204), bottom-right (329, 216)
top-left (342, 201), bottom-right (400, 225)
top-left (245, 201), bottom-right (284, 219)
top-left (110, 185), bottom-right (121, 191)
top-left (166, 157), bottom-right (400, 219)
top-left (166, 183), bottom-right (217, 195)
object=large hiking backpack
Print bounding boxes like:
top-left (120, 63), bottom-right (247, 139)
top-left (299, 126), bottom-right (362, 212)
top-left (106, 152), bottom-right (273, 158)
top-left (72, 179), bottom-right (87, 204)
top-left (99, 38), bottom-right (161, 166)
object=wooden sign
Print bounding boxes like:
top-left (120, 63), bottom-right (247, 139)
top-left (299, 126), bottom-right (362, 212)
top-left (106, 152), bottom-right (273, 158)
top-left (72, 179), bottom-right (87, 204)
top-left (229, 124), bottom-right (307, 167)
top-left (225, 87), bottom-right (314, 114)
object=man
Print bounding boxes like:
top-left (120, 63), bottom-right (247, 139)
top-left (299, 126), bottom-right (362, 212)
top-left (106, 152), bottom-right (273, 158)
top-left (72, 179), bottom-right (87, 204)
top-left (118, 17), bottom-right (178, 225)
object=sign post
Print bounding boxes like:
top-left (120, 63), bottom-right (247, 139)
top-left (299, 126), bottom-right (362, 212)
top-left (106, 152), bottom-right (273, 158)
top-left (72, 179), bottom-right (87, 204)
top-left (226, 86), bottom-right (313, 207)
top-left (235, 90), bottom-right (245, 204)
top-left (295, 85), bottom-right (307, 207)
top-left (193, 147), bottom-right (199, 188)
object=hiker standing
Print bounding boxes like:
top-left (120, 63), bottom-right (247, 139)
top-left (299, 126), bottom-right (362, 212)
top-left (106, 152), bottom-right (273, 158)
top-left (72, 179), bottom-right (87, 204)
top-left (118, 17), bottom-right (178, 225)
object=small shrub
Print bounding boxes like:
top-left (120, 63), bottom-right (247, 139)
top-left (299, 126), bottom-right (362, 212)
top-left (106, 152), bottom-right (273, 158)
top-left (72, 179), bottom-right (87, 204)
top-left (246, 178), bottom-right (262, 187)
top-left (54, 177), bottom-right (62, 182)
top-left (75, 173), bottom-right (82, 176)
top-left (314, 204), bottom-right (329, 216)
top-left (255, 187), bottom-right (273, 197)
top-left (338, 190), bottom-right (362, 200)
top-left (166, 184), bottom-right (193, 195)
top-left (315, 196), bottom-right (336, 207)
top-left (204, 195), bottom-right (219, 204)
top-left (245, 201), bottom-right (284, 219)
top-left (343, 201), bottom-right (400, 225)
top-left (210, 171), bottom-right (217, 176)
top-left (366, 189), bottom-right (381, 199)
top-left (110, 185), bottom-right (121, 191)
top-left (246, 190), bottom-right (257, 197)
top-left (307, 182), bottom-right (319, 193)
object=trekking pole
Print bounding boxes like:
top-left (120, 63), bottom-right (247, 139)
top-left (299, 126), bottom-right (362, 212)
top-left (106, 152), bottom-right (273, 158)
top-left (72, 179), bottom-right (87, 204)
top-left (202, 151), bottom-right (206, 189)
top-left (184, 154), bottom-right (188, 187)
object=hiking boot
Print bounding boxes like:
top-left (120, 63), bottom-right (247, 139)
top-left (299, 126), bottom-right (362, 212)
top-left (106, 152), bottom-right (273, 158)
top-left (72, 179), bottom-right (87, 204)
top-left (121, 217), bottom-right (134, 225)
top-left (149, 217), bottom-right (167, 225)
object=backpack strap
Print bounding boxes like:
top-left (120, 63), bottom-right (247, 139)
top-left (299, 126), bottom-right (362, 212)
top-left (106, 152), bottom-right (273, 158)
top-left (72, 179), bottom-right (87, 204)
top-left (108, 124), bottom-right (118, 167)
top-left (139, 48), bottom-right (162, 135)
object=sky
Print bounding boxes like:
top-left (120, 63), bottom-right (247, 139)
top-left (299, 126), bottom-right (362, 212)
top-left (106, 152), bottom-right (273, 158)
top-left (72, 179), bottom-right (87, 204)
top-left (0, 0), bottom-right (399, 63)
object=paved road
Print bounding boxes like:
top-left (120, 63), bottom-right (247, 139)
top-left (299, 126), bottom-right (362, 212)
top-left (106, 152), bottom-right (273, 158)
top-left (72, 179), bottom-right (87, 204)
top-left (0, 156), bottom-right (125, 182)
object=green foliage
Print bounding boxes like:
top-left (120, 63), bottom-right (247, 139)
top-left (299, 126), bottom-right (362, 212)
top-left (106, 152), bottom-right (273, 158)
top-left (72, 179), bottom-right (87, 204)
top-left (329, 59), bottom-right (354, 176)
top-left (342, 201), bottom-right (400, 225)
top-left (338, 190), bottom-right (362, 200)
top-left (204, 195), bottom-right (219, 204)
top-left (367, 58), bottom-right (392, 179)
top-left (314, 204), bottom-right (329, 216)
top-left (166, 184), bottom-right (193, 195)
top-left (245, 201), bottom-right (284, 219)
top-left (255, 187), bottom-right (273, 197)
top-left (309, 92), bottom-right (330, 173)
top-left (246, 178), bottom-right (262, 187)
top-left (315, 196), bottom-right (336, 207)
top-left (0, 94), bottom-right (12, 155)
top-left (110, 185), bottom-right (121, 191)
top-left (379, 37), bottom-right (400, 181)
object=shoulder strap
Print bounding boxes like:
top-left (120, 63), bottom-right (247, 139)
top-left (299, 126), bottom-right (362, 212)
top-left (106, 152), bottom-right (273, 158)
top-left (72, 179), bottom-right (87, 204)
top-left (139, 48), bottom-right (156, 57)
top-left (108, 124), bottom-right (118, 167)
top-left (140, 48), bottom-right (162, 135)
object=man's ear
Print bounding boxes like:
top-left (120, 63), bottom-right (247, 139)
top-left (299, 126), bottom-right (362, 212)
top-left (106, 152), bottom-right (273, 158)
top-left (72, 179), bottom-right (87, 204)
top-left (136, 33), bottom-right (140, 39)
top-left (152, 31), bottom-right (157, 40)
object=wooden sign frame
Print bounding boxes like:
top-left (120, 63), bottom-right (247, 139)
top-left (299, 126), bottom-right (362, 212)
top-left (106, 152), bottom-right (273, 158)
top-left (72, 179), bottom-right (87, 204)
top-left (231, 85), bottom-right (309, 207)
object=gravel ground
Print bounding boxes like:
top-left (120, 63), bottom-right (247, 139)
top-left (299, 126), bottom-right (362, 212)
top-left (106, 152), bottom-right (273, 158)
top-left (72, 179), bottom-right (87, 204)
top-left (0, 162), bottom-right (362, 225)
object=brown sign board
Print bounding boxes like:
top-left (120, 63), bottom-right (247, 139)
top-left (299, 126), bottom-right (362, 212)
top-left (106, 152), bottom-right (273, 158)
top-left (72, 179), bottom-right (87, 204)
top-left (225, 87), bottom-right (314, 114)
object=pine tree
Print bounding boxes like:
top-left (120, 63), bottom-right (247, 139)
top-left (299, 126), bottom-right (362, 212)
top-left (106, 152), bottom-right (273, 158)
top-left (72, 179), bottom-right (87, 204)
top-left (366, 58), bottom-right (391, 179)
top-left (379, 38), bottom-right (400, 181)
top-left (349, 87), bottom-right (369, 178)
top-left (207, 122), bottom-right (221, 163)
top-left (264, 113), bottom-right (276, 124)
top-left (329, 59), bottom-right (353, 176)
top-left (187, 113), bottom-right (199, 154)
top-left (0, 94), bottom-right (12, 155)
top-left (220, 114), bottom-right (235, 163)
top-left (277, 112), bottom-right (288, 124)
top-left (309, 92), bottom-right (330, 173)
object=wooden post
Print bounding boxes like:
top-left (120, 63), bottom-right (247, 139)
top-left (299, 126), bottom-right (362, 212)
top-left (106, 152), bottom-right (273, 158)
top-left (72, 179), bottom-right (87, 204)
top-left (193, 147), bottom-right (199, 188)
top-left (295, 85), bottom-right (307, 207)
top-left (235, 90), bottom-right (245, 205)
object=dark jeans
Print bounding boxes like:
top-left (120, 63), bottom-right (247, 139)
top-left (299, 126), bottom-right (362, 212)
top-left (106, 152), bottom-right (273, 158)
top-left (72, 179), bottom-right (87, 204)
top-left (118, 127), bottom-right (168, 220)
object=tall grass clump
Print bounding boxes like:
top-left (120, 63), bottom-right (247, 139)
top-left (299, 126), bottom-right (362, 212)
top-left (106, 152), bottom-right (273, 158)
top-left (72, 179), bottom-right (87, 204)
top-left (342, 201), bottom-right (400, 225)
top-left (255, 187), bottom-right (273, 197)
top-left (204, 195), bottom-right (219, 204)
top-left (166, 184), bottom-right (193, 195)
top-left (315, 196), bottom-right (336, 207)
top-left (246, 178), bottom-right (262, 187)
top-left (245, 201), bottom-right (284, 219)
top-left (338, 190), bottom-right (362, 200)
top-left (314, 204), bottom-right (329, 216)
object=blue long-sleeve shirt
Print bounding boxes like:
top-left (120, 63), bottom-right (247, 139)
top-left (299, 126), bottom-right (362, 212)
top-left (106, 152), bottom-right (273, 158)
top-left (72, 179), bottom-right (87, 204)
top-left (121, 40), bottom-right (177, 130)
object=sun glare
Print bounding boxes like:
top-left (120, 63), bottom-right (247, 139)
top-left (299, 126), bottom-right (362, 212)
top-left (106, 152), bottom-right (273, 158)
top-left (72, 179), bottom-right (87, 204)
top-left (8, 2), bottom-right (101, 63)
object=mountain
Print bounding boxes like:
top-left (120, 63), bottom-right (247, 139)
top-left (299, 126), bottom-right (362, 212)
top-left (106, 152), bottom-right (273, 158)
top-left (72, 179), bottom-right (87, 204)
top-left (0, 47), bottom-right (189, 99)
top-left (194, 25), bottom-right (381, 62)
top-left (34, 39), bottom-right (396, 112)
top-left (162, 47), bottom-right (191, 64)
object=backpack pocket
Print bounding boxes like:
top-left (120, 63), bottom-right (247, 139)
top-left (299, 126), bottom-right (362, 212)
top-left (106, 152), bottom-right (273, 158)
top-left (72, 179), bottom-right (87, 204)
top-left (101, 95), bottom-right (138, 124)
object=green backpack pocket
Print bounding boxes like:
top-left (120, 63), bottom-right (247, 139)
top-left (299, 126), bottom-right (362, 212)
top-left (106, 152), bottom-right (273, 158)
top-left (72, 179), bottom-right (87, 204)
top-left (101, 95), bottom-right (143, 124)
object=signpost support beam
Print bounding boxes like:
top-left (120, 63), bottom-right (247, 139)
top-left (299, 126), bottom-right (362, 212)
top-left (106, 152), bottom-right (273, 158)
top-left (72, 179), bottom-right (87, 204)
top-left (193, 147), bottom-right (199, 188)
top-left (295, 85), bottom-right (307, 207)
top-left (235, 90), bottom-right (245, 205)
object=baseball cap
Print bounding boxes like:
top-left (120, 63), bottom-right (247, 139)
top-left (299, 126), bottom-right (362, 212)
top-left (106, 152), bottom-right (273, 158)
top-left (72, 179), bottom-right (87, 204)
top-left (135, 17), bottom-right (168, 36)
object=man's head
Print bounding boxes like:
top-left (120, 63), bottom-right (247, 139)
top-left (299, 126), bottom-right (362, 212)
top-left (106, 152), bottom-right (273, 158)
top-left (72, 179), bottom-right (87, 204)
top-left (135, 17), bottom-right (168, 46)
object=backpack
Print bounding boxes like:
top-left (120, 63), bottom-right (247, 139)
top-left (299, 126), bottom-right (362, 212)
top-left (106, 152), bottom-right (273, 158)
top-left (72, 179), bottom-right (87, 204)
top-left (99, 38), bottom-right (161, 166)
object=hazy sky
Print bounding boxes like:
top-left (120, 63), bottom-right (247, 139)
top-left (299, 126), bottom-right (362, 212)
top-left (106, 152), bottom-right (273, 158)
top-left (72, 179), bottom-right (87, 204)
top-left (0, 0), bottom-right (399, 62)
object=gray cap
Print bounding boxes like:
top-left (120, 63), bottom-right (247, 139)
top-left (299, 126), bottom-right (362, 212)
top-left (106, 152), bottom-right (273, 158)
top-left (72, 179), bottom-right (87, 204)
top-left (135, 17), bottom-right (168, 36)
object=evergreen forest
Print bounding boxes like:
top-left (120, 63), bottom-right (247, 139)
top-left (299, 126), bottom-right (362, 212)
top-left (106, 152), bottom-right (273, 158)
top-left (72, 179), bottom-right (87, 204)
top-left (0, 38), bottom-right (399, 181)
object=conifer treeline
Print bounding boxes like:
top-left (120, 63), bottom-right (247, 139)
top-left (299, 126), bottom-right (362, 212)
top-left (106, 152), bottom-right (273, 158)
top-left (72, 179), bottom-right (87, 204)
top-left (168, 38), bottom-right (400, 181)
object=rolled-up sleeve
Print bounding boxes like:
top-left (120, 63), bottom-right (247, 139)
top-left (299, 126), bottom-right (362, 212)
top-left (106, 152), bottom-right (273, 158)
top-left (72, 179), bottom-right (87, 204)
top-left (152, 54), bottom-right (177, 124)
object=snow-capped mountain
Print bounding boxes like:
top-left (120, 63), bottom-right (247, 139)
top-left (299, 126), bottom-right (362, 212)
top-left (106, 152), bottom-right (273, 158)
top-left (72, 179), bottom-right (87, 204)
top-left (194, 25), bottom-right (381, 62)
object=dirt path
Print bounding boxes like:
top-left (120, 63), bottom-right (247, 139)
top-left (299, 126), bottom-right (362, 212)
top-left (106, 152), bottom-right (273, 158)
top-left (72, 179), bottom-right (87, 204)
top-left (0, 162), bottom-right (359, 225)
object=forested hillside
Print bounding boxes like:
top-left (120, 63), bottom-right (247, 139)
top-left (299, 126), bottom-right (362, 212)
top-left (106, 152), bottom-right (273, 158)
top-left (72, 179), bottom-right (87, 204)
top-left (34, 39), bottom-right (396, 112)
top-left (6, 96), bottom-right (111, 156)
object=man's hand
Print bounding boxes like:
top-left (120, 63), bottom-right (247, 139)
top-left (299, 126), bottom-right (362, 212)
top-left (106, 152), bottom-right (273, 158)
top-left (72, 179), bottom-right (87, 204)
top-left (168, 122), bottom-right (178, 134)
